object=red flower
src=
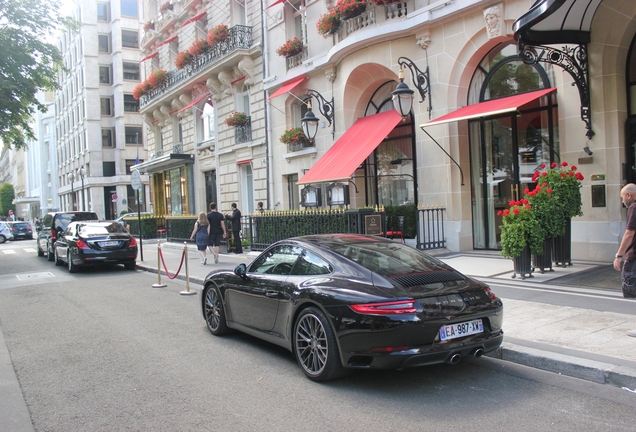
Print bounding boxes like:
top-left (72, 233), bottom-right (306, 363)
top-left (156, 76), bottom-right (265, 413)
top-left (540, 163), bottom-right (546, 169)
top-left (551, 162), bottom-right (557, 168)
top-left (571, 165), bottom-right (577, 171)
top-left (542, 172), bottom-right (548, 177)
top-left (547, 188), bottom-right (552, 193)
top-left (525, 205), bottom-right (531, 210)
top-left (524, 187), bottom-right (529, 194)
top-left (503, 210), bottom-right (510, 216)
top-left (528, 190), bottom-right (537, 197)
top-left (561, 172), bottom-right (566, 177)
top-left (561, 161), bottom-right (568, 167)
top-left (497, 211), bottom-right (502, 216)
top-left (575, 172), bottom-right (584, 181)
top-left (521, 198), bottom-right (528, 204)
top-left (569, 171), bottom-right (575, 176)
top-left (513, 209), bottom-right (520, 215)
top-left (541, 182), bottom-right (547, 187)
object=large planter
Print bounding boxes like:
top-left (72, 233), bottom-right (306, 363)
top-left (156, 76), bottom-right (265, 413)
top-left (553, 218), bottom-right (572, 267)
top-left (512, 244), bottom-right (533, 279)
top-left (340, 4), bottom-right (366, 19)
top-left (532, 237), bottom-right (553, 274)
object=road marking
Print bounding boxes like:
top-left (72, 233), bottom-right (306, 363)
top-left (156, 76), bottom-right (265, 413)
top-left (15, 272), bottom-right (55, 280)
top-left (3, 250), bottom-right (16, 254)
top-left (23, 248), bottom-right (36, 253)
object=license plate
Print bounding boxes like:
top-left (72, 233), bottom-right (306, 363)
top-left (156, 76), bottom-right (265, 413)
top-left (439, 319), bottom-right (483, 341)
top-left (101, 241), bottom-right (118, 247)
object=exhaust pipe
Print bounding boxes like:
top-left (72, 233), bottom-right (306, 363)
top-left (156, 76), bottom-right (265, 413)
top-left (447, 353), bottom-right (461, 364)
top-left (472, 348), bottom-right (484, 358)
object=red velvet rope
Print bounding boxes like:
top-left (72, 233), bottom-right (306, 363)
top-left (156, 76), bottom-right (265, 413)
top-left (158, 247), bottom-right (185, 280)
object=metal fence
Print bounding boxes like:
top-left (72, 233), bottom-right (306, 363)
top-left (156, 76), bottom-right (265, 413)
top-left (416, 207), bottom-right (446, 250)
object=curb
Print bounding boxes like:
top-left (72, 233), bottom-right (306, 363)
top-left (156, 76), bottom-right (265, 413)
top-left (487, 342), bottom-right (636, 389)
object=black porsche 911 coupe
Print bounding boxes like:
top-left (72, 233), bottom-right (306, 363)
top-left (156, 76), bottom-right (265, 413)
top-left (201, 234), bottom-right (504, 381)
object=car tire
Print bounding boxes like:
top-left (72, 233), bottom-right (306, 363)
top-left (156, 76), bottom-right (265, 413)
top-left (47, 243), bottom-right (54, 261)
top-left (0, 235), bottom-right (5, 244)
top-left (204, 285), bottom-right (228, 336)
top-left (124, 262), bottom-right (136, 270)
top-left (37, 245), bottom-right (44, 257)
top-left (54, 248), bottom-right (63, 266)
top-left (67, 251), bottom-right (79, 273)
top-left (293, 306), bottom-right (349, 382)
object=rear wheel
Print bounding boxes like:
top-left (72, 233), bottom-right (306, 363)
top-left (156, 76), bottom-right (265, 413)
top-left (46, 242), bottom-right (54, 261)
top-left (37, 243), bottom-right (44, 257)
top-left (67, 251), bottom-right (79, 273)
top-left (0, 235), bottom-right (5, 244)
top-left (124, 262), bottom-right (136, 270)
top-left (54, 248), bottom-right (63, 266)
top-left (204, 285), bottom-right (228, 335)
top-left (293, 307), bottom-right (348, 382)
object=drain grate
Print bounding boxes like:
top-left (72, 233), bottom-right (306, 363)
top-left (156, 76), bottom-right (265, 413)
top-left (15, 272), bottom-right (56, 281)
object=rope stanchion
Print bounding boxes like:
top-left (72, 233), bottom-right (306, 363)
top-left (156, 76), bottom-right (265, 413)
top-left (159, 246), bottom-right (185, 279)
top-left (180, 242), bottom-right (196, 296)
top-left (152, 241), bottom-right (167, 288)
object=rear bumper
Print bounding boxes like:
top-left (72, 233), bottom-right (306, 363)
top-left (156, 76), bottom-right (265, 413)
top-left (72, 249), bottom-right (137, 266)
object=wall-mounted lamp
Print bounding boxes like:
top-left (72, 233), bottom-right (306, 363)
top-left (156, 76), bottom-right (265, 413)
top-left (583, 145), bottom-right (593, 156)
top-left (301, 89), bottom-right (334, 141)
top-left (392, 56), bottom-right (432, 120)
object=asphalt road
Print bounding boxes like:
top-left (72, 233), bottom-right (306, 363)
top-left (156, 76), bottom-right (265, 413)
top-left (1, 240), bottom-right (636, 431)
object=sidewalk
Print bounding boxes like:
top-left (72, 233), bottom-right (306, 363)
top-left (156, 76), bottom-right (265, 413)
top-left (135, 241), bottom-right (636, 390)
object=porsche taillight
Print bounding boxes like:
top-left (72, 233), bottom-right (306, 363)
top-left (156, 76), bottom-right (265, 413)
top-left (350, 300), bottom-right (417, 315)
top-left (483, 286), bottom-right (497, 300)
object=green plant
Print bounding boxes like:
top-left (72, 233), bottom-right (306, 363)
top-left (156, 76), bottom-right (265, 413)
top-left (207, 24), bottom-right (230, 46)
top-left (316, 10), bottom-right (340, 37)
top-left (175, 51), bottom-right (194, 69)
top-left (279, 127), bottom-right (307, 145)
top-left (383, 204), bottom-right (416, 239)
top-left (224, 111), bottom-right (249, 127)
top-left (532, 161), bottom-right (584, 219)
top-left (276, 37), bottom-right (304, 57)
top-left (524, 181), bottom-right (565, 239)
top-left (147, 69), bottom-right (167, 88)
top-left (498, 201), bottom-right (544, 258)
top-left (188, 38), bottom-right (208, 57)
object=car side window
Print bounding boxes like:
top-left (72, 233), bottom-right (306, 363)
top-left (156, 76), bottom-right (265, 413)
top-left (290, 250), bottom-right (332, 275)
top-left (249, 245), bottom-right (302, 275)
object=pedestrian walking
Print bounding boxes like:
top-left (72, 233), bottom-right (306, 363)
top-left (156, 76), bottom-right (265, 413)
top-left (254, 201), bottom-right (264, 242)
top-left (190, 212), bottom-right (210, 264)
top-left (616, 184), bottom-right (636, 336)
top-left (225, 203), bottom-right (243, 254)
top-left (207, 202), bottom-right (227, 263)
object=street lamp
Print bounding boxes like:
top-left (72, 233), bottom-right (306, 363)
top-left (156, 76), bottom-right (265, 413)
top-left (301, 89), bottom-right (334, 141)
top-left (391, 56), bottom-right (432, 120)
top-left (67, 172), bottom-right (75, 211)
top-left (78, 167), bottom-right (86, 211)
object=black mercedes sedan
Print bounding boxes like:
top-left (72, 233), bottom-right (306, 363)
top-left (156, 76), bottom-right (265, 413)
top-left (53, 221), bottom-right (138, 272)
top-left (201, 234), bottom-right (504, 381)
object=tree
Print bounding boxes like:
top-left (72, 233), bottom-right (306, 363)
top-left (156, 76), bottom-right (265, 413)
top-left (0, 0), bottom-right (71, 150)
top-left (0, 183), bottom-right (15, 217)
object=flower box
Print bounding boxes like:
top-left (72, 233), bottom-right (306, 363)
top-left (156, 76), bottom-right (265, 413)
top-left (225, 111), bottom-right (249, 127)
top-left (175, 51), bottom-right (194, 70)
top-left (188, 38), bottom-right (209, 57)
top-left (279, 127), bottom-right (308, 146)
top-left (276, 37), bottom-right (304, 58)
top-left (317, 10), bottom-right (340, 37)
top-left (146, 70), bottom-right (167, 89)
top-left (207, 24), bottom-right (230, 46)
top-left (334, 0), bottom-right (367, 20)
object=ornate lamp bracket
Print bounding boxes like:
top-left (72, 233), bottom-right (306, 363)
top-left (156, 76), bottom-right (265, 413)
top-left (306, 89), bottom-right (335, 139)
top-left (518, 41), bottom-right (594, 138)
top-left (397, 56), bottom-right (432, 119)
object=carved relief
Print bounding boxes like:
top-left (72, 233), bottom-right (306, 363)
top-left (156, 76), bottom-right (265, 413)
top-left (417, 35), bottom-right (431, 50)
top-left (325, 66), bottom-right (337, 83)
top-left (153, 108), bottom-right (166, 123)
top-left (206, 76), bottom-right (224, 100)
top-left (144, 114), bottom-right (155, 128)
top-left (237, 56), bottom-right (257, 85)
top-left (217, 69), bottom-right (234, 96)
top-left (159, 105), bottom-right (173, 124)
top-left (483, 4), bottom-right (503, 39)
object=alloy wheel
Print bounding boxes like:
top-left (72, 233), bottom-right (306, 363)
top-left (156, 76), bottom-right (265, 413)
top-left (204, 286), bottom-right (227, 335)
top-left (295, 313), bottom-right (328, 376)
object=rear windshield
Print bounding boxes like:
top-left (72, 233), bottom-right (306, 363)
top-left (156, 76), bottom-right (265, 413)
top-left (12, 223), bottom-right (30, 228)
top-left (79, 223), bottom-right (128, 236)
top-left (329, 241), bottom-right (452, 277)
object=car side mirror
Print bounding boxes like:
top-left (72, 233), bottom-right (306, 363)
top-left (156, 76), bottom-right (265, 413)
top-left (234, 263), bottom-right (247, 278)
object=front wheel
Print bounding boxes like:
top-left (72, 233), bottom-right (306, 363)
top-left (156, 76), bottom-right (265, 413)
top-left (54, 248), bottom-right (63, 266)
top-left (46, 243), bottom-right (54, 261)
top-left (67, 251), bottom-right (79, 273)
top-left (204, 285), bottom-right (228, 335)
top-left (293, 307), bottom-right (348, 382)
top-left (37, 243), bottom-right (44, 257)
top-left (0, 235), bottom-right (5, 244)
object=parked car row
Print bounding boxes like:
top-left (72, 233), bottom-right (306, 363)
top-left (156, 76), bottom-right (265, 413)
top-left (36, 211), bottom-right (138, 272)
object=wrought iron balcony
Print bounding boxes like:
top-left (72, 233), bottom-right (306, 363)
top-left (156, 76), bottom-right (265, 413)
top-left (140, 25), bottom-right (252, 108)
top-left (235, 117), bottom-right (252, 144)
top-left (173, 143), bottom-right (183, 154)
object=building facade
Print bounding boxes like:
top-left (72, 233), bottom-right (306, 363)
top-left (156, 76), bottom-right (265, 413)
top-left (55, 0), bottom-right (148, 219)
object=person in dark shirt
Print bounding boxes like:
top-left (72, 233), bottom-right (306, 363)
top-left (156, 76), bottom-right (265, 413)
top-left (225, 203), bottom-right (243, 254)
top-left (206, 202), bottom-right (227, 264)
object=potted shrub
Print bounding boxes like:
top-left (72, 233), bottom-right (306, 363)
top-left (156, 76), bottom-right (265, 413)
top-left (133, 83), bottom-right (148, 100)
top-left (498, 200), bottom-right (544, 279)
top-left (224, 111), bottom-right (249, 127)
top-left (175, 51), bottom-right (194, 70)
top-left (334, 0), bottom-right (367, 20)
top-left (147, 69), bottom-right (167, 89)
top-left (276, 37), bottom-right (304, 57)
top-left (207, 24), bottom-right (230, 46)
top-left (279, 127), bottom-right (308, 147)
top-left (143, 21), bottom-right (155, 31)
top-left (316, 10), bottom-right (340, 37)
top-left (188, 38), bottom-right (208, 57)
top-left (524, 182), bottom-right (563, 273)
top-left (159, 1), bottom-right (173, 13)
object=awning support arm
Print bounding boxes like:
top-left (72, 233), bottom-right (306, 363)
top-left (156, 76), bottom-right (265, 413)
top-left (518, 41), bottom-right (594, 139)
top-left (420, 128), bottom-right (465, 186)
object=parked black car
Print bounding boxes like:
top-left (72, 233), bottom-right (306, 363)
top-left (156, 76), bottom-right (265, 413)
top-left (201, 234), bottom-right (504, 381)
top-left (37, 211), bottom-right (99, 261)
top-left (53, 221), bottom-right (138, 272)
top-left (7, 221), bottom-right (33, 240)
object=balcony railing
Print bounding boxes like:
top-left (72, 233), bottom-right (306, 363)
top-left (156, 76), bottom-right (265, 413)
top-left (235, 117), bottom-right (252, 144)
top-left (173, 143), bottom-right (183, 154)
top-left (286, 48), bottom-right (308, 71)
top-left (140, 25), bottom-right (252, 108)
top-left (336, 9), bottom-right (376, 43)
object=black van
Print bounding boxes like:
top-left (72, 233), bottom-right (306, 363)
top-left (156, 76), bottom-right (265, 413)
top-left (37, 212), bottom-right (99, 261)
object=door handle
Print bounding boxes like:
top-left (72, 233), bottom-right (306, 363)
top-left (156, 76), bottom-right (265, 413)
top-left (265, 291), bottom-right (278, 298)
top-left (251, 288), bottom-right (266, 294)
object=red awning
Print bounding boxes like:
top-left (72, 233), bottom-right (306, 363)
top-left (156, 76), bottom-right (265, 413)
top-left (237, 159), bottom-right (252, 165)
top-left (266, 0), bottom-right (286, 9)
top-left (140, 52), bottom-right (158, 62)
top-left (156, 35), bottom-right (178, 48)
top-left (297, 110), bottom-right (403, 185)
top-left (183, 12), bottom-right (206, 26)
top-left (177, 93), bottom-right (211, 113)
top-left (267, 76), bottom-right (306, 100)
top-left (422, 88), bottom-right (556, 127)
